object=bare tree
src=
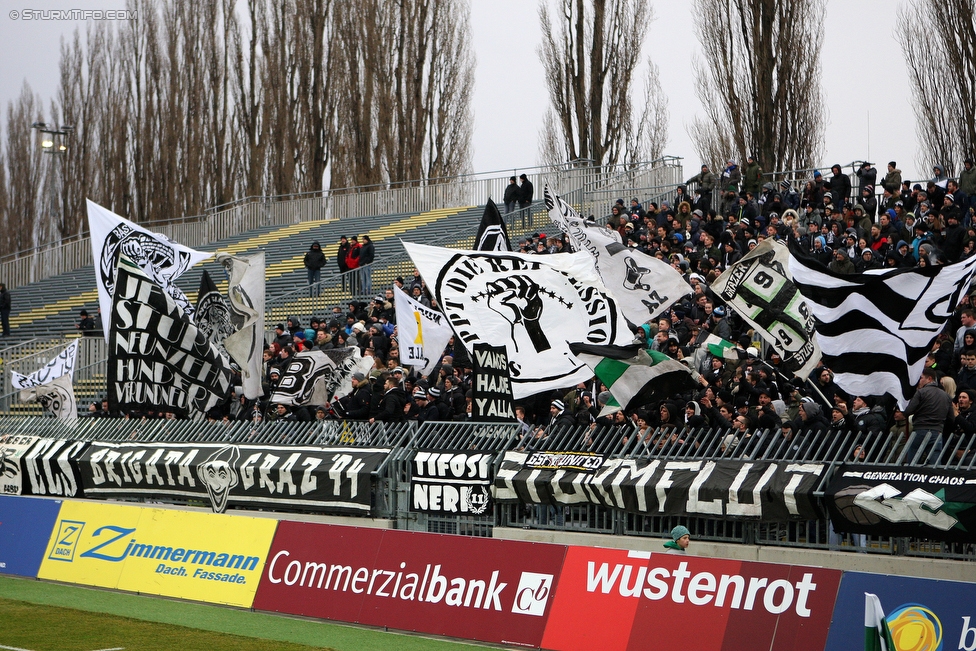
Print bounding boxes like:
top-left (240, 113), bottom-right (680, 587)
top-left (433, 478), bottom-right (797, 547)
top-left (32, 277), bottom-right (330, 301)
top-left (331, 0), bottom-right (473, 188)
top-left (3, 83), bottom-right (45, 254)
top-left (537, 0), bottom-right (658, 168)
top-left (899, 0), bottom-right (976, 177)
top-left (689, 0), bottom-right (826, 174)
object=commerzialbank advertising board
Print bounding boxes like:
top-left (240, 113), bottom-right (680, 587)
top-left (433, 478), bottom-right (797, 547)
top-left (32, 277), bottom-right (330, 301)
top-left (37, 500), bottom-right (276, 607)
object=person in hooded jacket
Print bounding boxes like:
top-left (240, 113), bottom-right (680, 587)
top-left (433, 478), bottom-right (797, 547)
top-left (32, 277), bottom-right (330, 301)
top-left (337, 235), bottom-right (351, 290)
top-left (855, 162), bottom-right (877, 197)
top-left (304, 241), bottom-right (326, 297)
top-left (828, 248), bottom-right (856, 274)
top-left (792, 400), bottom-right (830, 451)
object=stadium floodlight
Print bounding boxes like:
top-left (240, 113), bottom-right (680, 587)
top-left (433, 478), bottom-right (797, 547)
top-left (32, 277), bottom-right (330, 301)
top-left (41, 139), bottom-right (53, 148)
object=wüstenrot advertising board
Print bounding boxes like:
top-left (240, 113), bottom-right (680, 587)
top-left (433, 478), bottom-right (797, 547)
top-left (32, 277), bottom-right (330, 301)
top-left (541, 546), bottom-right (842, 651)
top-left (0, 495), bottom-right (62, 577)
top-left (253, 522), bottom-right (567, 648)
top-left (38, 500), bottom-right (276, 607)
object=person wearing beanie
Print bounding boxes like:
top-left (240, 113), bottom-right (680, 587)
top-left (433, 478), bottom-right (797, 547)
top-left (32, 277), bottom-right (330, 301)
top-left (664, 525), bottom-right (691, 554)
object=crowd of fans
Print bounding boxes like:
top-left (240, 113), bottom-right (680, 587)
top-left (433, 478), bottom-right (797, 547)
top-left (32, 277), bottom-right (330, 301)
top-left (74, 159), bottom-right (976, 466)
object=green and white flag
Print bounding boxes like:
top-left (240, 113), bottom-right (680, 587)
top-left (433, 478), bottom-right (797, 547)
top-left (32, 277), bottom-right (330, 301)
top-left (864, 592), bottom-right (894, 651)
top-left (704, 334), bottom-right (744, 361)
top-left (569, 342), bottom-right (699, 417)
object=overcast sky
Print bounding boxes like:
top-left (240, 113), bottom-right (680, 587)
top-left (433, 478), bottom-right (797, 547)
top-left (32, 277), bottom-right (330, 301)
top-left (0, 0), bottom-right (923, 193)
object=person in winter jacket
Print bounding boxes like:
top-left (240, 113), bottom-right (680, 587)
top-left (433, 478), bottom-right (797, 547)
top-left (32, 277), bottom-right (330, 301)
top-left (855, 161), bottom-right (877, 197)
top-left (304, 240), bottom-right (326, 297)
top-left (503, 176), bottom-right (520, 214)
top-left (829, 164), bottom-right (852, 210)
top-left (882, 162), bottom-right (902, 194)
top-left (828, 248), bottom-right (855, 274)
top-left (345, 236), bottom-right (361, 294)
top-left (721, 160), bottom-right (741, 193)
top-left (370, 375), bottom-right (408, 423)
top-left (742, 155), bottom-right (763, 196)
top-left (358, 234), bottom-right (375, 295)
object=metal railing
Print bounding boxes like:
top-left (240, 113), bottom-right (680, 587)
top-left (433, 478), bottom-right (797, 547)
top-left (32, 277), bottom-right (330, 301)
top-left (0, 159), bottom-right (682, 292)
top-left (3, 416), bottom-right (974, 560)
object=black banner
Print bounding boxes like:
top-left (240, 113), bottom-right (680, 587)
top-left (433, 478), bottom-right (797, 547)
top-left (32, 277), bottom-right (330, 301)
top-left (20, 438), bottom-right (88, 497)
top-left (77, 442), bottom-right (389, 515)
top-left (494, 453), bottom-right (824, 520)
top-left (471, 343), bottom-right (515, 422)
top-left (108, 256), bottom-right (232, 417)
top-left (825, 464), bottom-right (976, 543)
top-left (410, 450), bottom-right (493, 515)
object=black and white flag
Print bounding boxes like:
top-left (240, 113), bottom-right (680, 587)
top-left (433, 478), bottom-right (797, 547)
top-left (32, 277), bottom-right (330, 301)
top-left (410, 450), bottom-right (494, 515)
top-left (404, 242), bottom-right (634, 398)
top-left (19, 375), bottom-right (77, 421)
top-left (471, 343), bottom-right (516, 421)
top-left (545, 186), bottom-right (690, 323)
top-left (108, 255), bottom-right (232, 416)
top-left (789, 239), bottom-right (976, 407)
top-left (78, 441), bottom-right (390, 514)
top-left (271, 347), bottom-right (372, 407)
top-left (475, 198), bottom-right (512, 251)
top-left (712, 239), bottom-right (820, 379)
top-left (393, 284), bottom-right (454, 376)
top-left (216, 252), bottom-right (266, 399)
top-left (194, 269), bottom-right (235, 356)
top-left (87, 200), bottom-right (212, 341)
top-left (10, 340), bottom-right (78, 390)
top-left (494, 453), bottom-right (825, 520)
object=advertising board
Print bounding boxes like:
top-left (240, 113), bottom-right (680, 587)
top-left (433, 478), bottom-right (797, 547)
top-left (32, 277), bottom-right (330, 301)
top-left (37, 500), bottom-right (276, 607)
top-left (825, 571), bottom-right (976, 651)
top-left (0, 495), bottom-right (62, 577)
top-left (541, 546), bottom-right (842, 651)
top-left (253, 522), bottom-right (566, 648)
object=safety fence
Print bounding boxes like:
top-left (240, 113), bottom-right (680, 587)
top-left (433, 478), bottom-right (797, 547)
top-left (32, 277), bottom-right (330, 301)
top-left (2, 417), bottom-right (973, 562)
top-left (0, 158), bottom-right (682, 291)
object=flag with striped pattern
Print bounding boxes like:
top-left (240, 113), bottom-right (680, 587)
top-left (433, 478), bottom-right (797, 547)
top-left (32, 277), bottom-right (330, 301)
top-left (789, 238), bottom-right (976, 408)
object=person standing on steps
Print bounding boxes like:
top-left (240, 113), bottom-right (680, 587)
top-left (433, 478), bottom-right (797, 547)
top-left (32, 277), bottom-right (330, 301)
top-left (518, 173), bottom-right (534, 227)
top-left (0, 283), bottom-right (10, 337)
top-left (337, 235), bottom-right (351, 291)
top-left (304, 241), bottom-right (326, 298)
top-left (359, 234), bottom-right (375, 297)
top-left (504, 176), bottom-right (520, 215)
top-left (345, 236), bottom-right (361, 296)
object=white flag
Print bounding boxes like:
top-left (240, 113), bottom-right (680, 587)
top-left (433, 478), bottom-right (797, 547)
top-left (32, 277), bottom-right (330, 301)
top-left (217, 252), bottom-right (266, 400)
top-left (544, 186), bottom-right (691, 323)
top-left (393, 284), bottom-right (454, 376)
top-left (404, 241), bottom-right (634, 399)
top-left (88, 199), bottom-right (212, 341)
top-left (10, 340), bottom-right (78, 390)
top-left (19, 375), bottom-right (77, 422)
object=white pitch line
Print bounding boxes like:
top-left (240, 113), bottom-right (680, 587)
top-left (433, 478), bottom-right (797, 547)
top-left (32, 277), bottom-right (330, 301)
top-left (0, 644), bottom-right (35, 651)
top-left (91, 648), bottom-right (125, 651)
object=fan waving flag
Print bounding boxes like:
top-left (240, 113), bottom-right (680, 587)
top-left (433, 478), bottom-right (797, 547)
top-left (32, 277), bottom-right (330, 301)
top-left (404, 241), bottom-right (634, 398)
top-left (108, 255), bottom-right (232, 417)
top-left (194, 269), bottom-right (234, 356)
top-left (393, 284), bottom-right (454, 376)
top-left (217, 252), bottom-right (266, 400)
top-left (789, 238), bottom-right (976, 408)
top-left (864, 593), bottom-right (894, 651)
top-left (475, 198), bottom-right (512, 251)
top-left (569, 342), bottom-right (699, 416)
top-left (712, 239), bottom-right (820, 379)
top-left (545, 186), bottom-right (690, 323)
top-left (88, 199), bottom-right (212, 341)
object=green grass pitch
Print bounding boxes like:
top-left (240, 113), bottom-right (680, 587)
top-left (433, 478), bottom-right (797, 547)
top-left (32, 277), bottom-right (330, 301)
top-left (0, 576), bottom-right (493, 651)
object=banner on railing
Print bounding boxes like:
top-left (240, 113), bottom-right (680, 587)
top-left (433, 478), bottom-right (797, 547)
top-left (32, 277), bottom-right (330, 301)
top-left (20, 438), bottom-right (87, 498)
top-left (825, 464), bottom-right (976, 543)
top-left (409, 450), bottom-right (493, 515)
top-left (495, 453), bottom-right (824, 520)
top-left (76, 442), bottom-right (390, 515)
top-left (0, 435), bottom-right (39, 495)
